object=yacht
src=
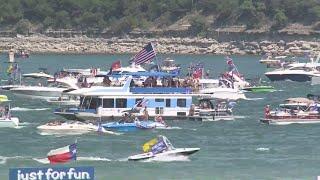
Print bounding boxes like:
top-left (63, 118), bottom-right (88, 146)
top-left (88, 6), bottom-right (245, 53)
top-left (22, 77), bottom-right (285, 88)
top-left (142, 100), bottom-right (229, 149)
top-left (265, 66), bottom-right (320, 82)
top-left (198, 78), bottom-right (246, 100)
top-left (10, 86), bottom-right (68, 99)
top-left (23, 72), bottom-right (53, 79)
top-left (265, 53), bottom-right (320, 82)
top-left (23, 68), bottom-right (53, 79)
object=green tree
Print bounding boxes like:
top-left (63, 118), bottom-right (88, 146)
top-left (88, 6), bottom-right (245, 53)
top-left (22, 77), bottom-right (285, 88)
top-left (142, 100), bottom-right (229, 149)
top-left (15, 19), bottom-right (32, 35)
top-left (188, 14), bottom-right (208, 36)
top-left (273, 9), bottom-right (288, 29)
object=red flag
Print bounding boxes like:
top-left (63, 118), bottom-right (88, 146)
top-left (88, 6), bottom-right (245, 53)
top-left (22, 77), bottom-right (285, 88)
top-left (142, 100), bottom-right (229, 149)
top-left (111, 60), bottom-right (121, 70)
top-left (226, 57), bottom-right (233, 65)
top-left (192, 68), bottom-right (202, 79)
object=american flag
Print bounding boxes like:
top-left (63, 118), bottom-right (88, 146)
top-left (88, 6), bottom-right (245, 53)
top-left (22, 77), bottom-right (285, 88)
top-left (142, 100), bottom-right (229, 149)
top-left (132, 42), bottom-right (156, 65)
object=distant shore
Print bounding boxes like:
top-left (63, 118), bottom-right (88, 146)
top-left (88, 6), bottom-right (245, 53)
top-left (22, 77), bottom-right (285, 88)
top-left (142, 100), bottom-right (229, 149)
top-left (0, 36), bottom-right (319, 56)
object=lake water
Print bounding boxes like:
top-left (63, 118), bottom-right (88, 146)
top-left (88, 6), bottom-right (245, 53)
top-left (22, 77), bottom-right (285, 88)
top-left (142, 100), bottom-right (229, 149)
top-left (0, 54), bottom-right (319, 179)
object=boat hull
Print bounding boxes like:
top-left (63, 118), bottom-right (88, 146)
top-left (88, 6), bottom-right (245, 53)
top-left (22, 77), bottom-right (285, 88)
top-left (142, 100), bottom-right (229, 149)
top-left (128, 148), bottom-right (200, 161)
top-left (0, 117), bottom-right (19, 128)
top-left (242, 86), bottom-right (275, 92)
top-left (54, 109), bottom-right (189, 121)
top-left (260, 118), bottom-right (320, 125)
top-left (102, 122), bottom-right (137, 131)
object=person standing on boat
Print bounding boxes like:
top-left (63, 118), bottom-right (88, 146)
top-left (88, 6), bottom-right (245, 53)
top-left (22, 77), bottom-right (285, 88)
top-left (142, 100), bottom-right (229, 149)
top-left (188, 104), bottom-right (195, 116)
top-left (142, 107), bottom-right (149, 120)
top-left (264, 105), bottom-right (270, 118)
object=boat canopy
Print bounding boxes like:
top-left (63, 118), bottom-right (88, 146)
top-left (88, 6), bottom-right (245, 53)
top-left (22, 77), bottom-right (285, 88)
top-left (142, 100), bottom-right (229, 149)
top-left (130, 87), bottom-right (191, 94)
top-left (284, 97), bottom-right (314, 104)
top-left (307, 94), bottom-right (320, 101)
top-left (106, 71), bottom-right (178, 78)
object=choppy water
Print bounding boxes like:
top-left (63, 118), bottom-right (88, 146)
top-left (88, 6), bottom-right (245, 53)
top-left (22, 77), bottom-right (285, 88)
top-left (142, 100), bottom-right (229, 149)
top-left (0, 54), bottom-right (320, 179)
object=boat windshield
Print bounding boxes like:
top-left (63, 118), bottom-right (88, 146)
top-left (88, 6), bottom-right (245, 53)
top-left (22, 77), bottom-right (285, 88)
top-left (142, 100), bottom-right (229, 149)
top-left (161, 135), bottom-right (175, 150)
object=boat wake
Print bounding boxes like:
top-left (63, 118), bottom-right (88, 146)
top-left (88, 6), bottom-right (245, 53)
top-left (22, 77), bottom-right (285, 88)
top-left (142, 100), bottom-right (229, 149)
top-left (256, 147), bottom-right (270, 152)
top-left (37, 129), bottom-right (122, 136)
top-left (11, 107), bottom-right (50, 111)
top-left (33, 158), bottom-right (49, 164)
top-left (37, 131), bottom-right (88, 136)
top-left (0, 156), bottom-right (25, 165)
top-left (33, 156), bottom-right (111, 164)
top-left (233, 116), bottom-right (246, 119)
top-left (244, 97), bottom-right (264, 101)
top-left (77, 156), bottom-right (111, 162)
top-left (156, 126), bottom-right (182, 130)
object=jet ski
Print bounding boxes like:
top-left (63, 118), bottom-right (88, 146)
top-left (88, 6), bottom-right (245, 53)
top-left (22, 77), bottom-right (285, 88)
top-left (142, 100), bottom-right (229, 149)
top-left (128, 135), bottom-right (200, 161)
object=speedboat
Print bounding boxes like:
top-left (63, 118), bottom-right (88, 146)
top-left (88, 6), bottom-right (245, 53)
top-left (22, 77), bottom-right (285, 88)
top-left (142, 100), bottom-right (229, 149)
top-left (265, 53), bottom-right (320, 82)
top-left (128, 135), bottom-right (200, 161)
top-left (0, 95), bottom-right (19, 128)
top-left (242, 85), bottom-right (275, 93)
top-left (102, 119), bottom-right (167, 131)
top-left (23, 72), bottom-right (54, 79)
top-left (265, 66), bottom-right (320, 82)
top-left (102, 121), bottom-right (137, 131)
top-left (37, 120), bottom-right (117, 135)
top-left (10, 86), bottom-right (68, 99)
top-left (198, 78), bottom-right (246, 100)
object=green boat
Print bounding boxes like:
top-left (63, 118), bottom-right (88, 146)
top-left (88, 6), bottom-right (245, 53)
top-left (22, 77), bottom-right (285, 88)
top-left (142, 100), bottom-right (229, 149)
top-left (242, 85), bottom-right (275, 93)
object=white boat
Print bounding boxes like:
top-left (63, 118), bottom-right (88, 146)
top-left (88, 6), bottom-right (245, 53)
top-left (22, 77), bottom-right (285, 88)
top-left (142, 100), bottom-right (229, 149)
top-left (22, 72), bottom-right (54, 79)
top-left (188, 98), bottom-right (235, 121)
top-left (62, 68), bottom-right (106, 76)
top-left (160, 58), bottom-right (181, 72)
top-left (0, 117), bottom-right (19, 128)
top-left (37, 120), bottom-right (118, 135)
top-left (265, 53), bottom-right (320, 82)
top-left (55, 77), bottom-right (196, 121)
top-left (128, 135), bottom-right (200, 161)
top-left (0, 95), bottom-right (19, 128)
top-left (198, 79), bottom-right (246, 100)
top-left (265, 66), bottom-right (320, 82)
top-left (10, 86), bottom-right (68, 99)
top-left (259, 55), bottom-right (284, 68)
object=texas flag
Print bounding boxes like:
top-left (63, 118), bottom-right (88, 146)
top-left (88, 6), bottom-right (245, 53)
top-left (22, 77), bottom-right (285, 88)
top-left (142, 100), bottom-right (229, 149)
top-left (47, 143), bottom-right (77, 164)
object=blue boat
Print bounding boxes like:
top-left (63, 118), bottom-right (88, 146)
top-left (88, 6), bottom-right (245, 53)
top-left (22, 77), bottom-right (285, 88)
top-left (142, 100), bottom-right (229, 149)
top-left (102, 120), bottom-right (166, 131)
top-left (102, 121), bottom-right (137, 132)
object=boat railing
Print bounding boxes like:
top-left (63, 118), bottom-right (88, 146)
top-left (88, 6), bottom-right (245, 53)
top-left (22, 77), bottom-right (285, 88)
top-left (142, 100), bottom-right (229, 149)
top-left (130, 87), bottom-right (192, 94)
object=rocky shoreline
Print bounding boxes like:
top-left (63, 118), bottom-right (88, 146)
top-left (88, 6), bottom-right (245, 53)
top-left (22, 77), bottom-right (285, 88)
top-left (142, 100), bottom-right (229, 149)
top-left (0, 36), bottom-right (319, 56)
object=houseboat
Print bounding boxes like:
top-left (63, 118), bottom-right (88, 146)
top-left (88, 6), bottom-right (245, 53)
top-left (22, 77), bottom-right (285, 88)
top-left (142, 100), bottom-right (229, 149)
top-left (54, 77), bottom-right (194, 121)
